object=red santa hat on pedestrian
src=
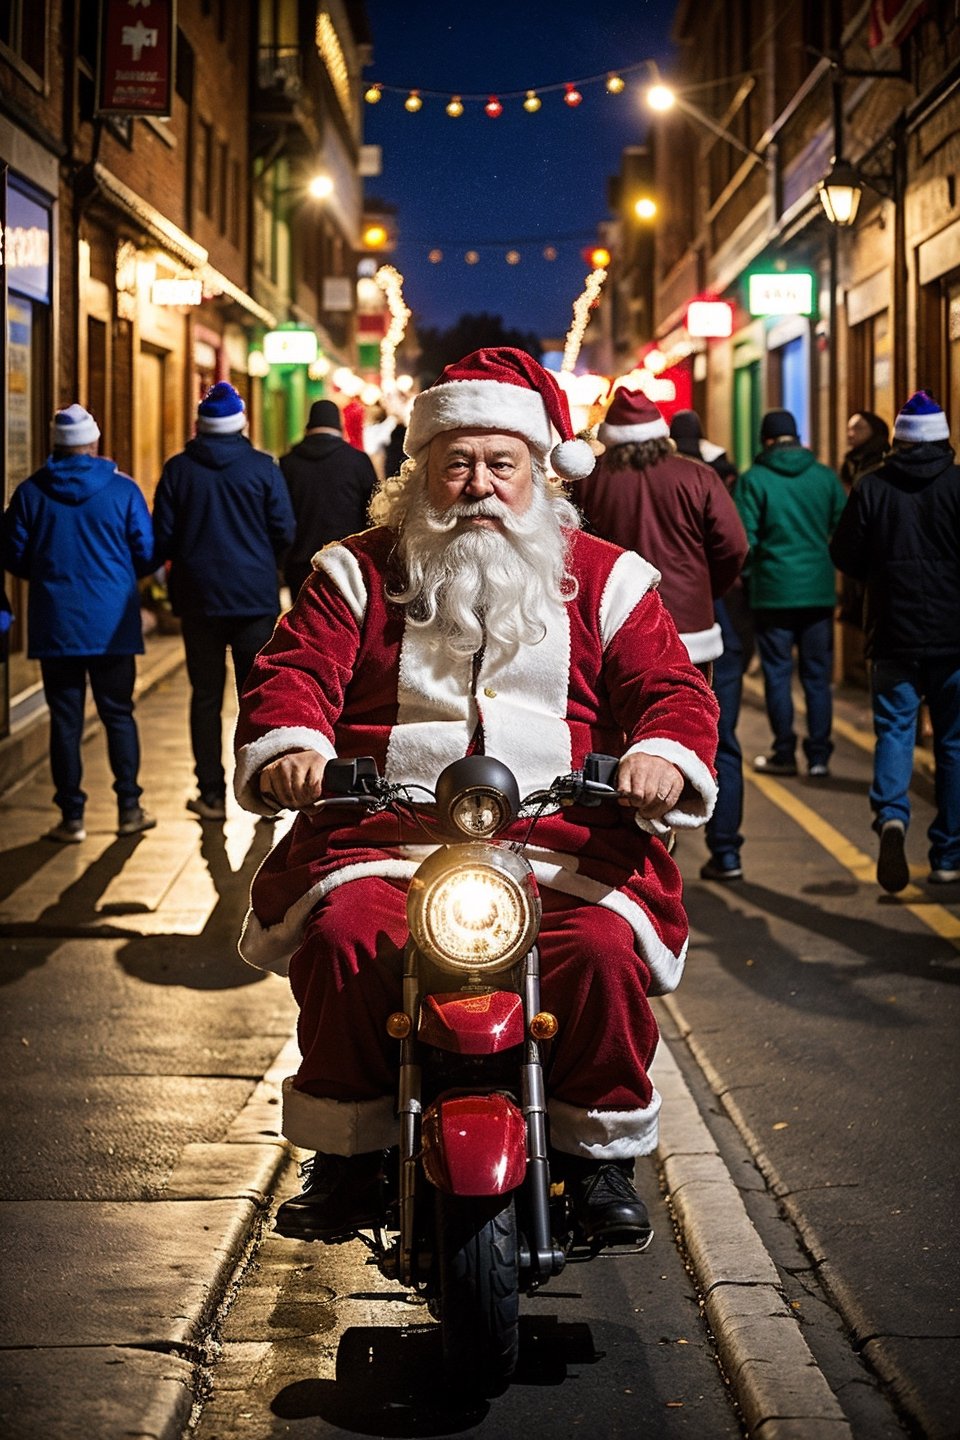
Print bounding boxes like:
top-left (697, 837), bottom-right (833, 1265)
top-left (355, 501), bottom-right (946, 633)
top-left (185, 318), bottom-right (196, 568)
top-left (597, 387), bottom-right (670, 447)
top-left (404, 347), bottom-right (596, 482)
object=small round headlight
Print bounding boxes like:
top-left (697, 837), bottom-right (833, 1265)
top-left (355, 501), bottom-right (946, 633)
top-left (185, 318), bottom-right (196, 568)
top-left (407, 844), bottom-right (540, 974)
top-left (434, 756), bottom-right (520, 838)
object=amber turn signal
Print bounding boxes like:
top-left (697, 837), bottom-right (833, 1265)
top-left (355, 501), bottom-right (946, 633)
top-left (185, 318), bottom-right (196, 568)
top-left (529, 1011), bottom-right (558, 1040)
top-left (386, 1012), bottom-right (412, 1039)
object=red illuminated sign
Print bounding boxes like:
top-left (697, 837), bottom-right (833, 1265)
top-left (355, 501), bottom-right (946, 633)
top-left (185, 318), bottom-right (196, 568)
top-left (97, 0), bottom-right (176, 117)
top-left (686, 300), bottom-right (734, 338)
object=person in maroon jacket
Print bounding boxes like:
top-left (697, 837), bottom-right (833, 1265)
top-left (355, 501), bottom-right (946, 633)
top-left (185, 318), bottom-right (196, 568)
top-left (576, 388), bottom-right (748, 677)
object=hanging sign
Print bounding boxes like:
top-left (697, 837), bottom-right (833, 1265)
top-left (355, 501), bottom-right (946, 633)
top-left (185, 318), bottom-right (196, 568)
top-left (686, 299), bottom-right (733, 338)
top-left (97, 0), bottom-right (176, 118)
top-left (263, 329), bottom-right (318, 365)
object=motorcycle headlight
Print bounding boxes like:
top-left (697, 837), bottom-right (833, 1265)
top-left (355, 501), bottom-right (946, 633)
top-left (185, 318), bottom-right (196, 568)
top-left (407, 844), bottom-right (540, 974)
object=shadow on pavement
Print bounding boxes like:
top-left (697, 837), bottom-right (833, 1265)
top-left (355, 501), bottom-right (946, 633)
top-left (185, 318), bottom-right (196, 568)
top-left (270, 1316), bottom-right (600, 1434)
top-left (115, 822), bottom-right (275, 990)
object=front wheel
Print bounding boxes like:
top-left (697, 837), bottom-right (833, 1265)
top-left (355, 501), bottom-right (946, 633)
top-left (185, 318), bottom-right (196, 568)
top-left (436, 1192), bottom-right (520, 1390)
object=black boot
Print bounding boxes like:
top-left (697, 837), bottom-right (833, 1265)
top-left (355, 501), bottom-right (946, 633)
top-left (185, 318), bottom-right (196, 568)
top-left (557, 1156), bottom-right (653, 1249)
top-left (274, 1151), bottom-right (386, 1240)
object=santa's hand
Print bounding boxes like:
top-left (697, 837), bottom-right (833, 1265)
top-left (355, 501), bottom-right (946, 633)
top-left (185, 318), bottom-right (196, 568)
top-left (257, 749), bottom-right (327, 811)
top-left (616, 753), bottom-right (684, 819)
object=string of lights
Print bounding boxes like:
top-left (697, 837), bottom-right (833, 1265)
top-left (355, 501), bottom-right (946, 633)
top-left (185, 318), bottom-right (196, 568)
top-left (362, 60), bottom-right (655, 115)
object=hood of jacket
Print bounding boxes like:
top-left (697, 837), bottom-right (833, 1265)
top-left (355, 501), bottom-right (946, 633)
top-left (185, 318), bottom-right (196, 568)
top-left (882, 440), bottom-right (956, 489)
top-left (184, 432), bottom-right (254, 470)
top-left (754, 443), bottom-right (819, 478)
top-left (35, 454), bottom-right (119, 506)
top-left (287, 433), bottom-right (349, 462)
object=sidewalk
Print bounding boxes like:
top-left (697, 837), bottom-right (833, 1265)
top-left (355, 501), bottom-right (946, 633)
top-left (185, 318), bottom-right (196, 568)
top-left (0, 654), bottom-right (906, 1439)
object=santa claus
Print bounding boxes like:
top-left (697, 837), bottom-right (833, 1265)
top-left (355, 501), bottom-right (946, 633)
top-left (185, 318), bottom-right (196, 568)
top-left (234, 348), bottom-right (719, 1244)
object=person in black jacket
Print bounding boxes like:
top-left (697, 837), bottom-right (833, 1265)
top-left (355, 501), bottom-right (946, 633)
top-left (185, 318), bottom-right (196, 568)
top-left (830, 391), bottom-right (960, 893)
top-left (280, 400), bottom-right (377, 599)
top-left (153, 383), bottom-right (295, 821)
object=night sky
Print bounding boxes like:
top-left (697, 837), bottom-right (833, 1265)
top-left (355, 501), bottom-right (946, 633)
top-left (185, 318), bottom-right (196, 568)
top-left (360, 0), bottom-right (678, 341)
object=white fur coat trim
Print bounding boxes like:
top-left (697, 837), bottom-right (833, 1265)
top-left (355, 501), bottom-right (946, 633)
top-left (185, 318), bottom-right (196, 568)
top-left (239, 845), bottom-right (686, 993)
top-left (548, 1093), bottom-right (663, 1158)
top-left (282, 1078), bottom-right (398, 1153)
top-left (235, 726), bottom-right (338, 813)
top-left (313, 542), bottom-right (368, 622)
top-left (624, 737), bottom-right (717, 825)
top-left (599, 550), bottom-right (661, 649)
top-left (680, 621), bottom-right (723, 664)
top-left (280, 1079), bottom-right (661, 1159)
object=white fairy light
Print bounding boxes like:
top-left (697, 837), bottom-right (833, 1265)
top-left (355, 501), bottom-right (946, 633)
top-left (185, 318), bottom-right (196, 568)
top-left (561, 268), bottom-right (607, 373)
top-left (375, 264), bottom-right (412, 392)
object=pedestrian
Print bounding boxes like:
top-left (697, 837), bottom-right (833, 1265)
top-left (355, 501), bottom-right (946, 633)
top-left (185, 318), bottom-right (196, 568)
top-left (578, 387), bottom-right (747, 671)
top-left (233, 347), bottom-right (719, 1244)
top-left (841, 410), bottom-right (889, 491)
top-left (669, 407), bottom-right (738, 487)
top-left (838, 410), bottom-right (890, 636)
top-left (736, 409), bottom-right (847, 778)
top-left (670, 409), bottom-right (753, 883)
top-left (830, 390), bottom-right (960, 893)
top-left (1, 403), bottom-right (156, 842)
top-left (279, 399), bottom-right (377, 599)
top-left (152, 382), bottom-right (295, 822)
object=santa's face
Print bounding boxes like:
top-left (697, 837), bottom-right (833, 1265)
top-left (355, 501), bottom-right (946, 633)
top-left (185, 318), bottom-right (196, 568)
top-left (426, 429), bottom-right (533, 529)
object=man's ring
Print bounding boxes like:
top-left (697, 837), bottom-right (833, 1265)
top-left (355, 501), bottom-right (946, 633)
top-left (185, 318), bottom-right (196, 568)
top-left (656, 790), bottom-right (669, 802)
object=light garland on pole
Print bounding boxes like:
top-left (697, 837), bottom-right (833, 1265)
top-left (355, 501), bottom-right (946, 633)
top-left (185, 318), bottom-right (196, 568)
top-left (375, 264), bottom-right (411, 393)
top-left (561, 268), bottom-right (607, 373)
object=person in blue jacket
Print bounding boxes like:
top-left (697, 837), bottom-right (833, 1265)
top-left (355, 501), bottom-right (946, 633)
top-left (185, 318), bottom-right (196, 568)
top-left (2, 404), bottom-right (156, 842)
top-left (152, 382), bottom-right (295, 821)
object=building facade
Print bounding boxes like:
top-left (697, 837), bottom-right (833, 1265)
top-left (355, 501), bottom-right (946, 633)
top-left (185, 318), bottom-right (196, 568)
top-left (1, 0), bottom-right (370, 729)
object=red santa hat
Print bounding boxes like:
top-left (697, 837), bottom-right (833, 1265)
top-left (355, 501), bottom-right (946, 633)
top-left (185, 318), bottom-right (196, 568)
top-left (404, 347), bottom-right (596, 482)
top-left (598, 387), bottom-right (670, 446)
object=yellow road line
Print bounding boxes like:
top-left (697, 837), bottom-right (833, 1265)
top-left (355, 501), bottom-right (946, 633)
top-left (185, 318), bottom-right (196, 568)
top-left (746, 770), bottom-right (960, 950)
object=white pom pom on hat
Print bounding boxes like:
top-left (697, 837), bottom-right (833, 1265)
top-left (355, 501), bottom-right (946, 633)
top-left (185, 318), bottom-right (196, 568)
top-left (404, 346), bottom-right (596, 481)
top-left (50, 403), bottom-right (101, 449)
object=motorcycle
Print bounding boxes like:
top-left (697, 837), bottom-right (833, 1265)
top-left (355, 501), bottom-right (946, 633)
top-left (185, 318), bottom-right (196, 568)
top-left (293, 750), bottom-right (651, 1393)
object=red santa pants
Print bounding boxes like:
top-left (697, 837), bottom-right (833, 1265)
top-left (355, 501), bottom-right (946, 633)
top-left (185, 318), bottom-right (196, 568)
top-left (288, 876), bottom-right (658, 1115)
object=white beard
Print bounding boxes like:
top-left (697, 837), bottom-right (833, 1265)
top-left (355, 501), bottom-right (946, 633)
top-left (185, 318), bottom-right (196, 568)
top-left (389, 474), bottom-right (580, 659)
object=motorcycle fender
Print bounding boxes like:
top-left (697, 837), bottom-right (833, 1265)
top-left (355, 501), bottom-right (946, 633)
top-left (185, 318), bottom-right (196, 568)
top-left (422, 1093), bottom-right (527, 1196)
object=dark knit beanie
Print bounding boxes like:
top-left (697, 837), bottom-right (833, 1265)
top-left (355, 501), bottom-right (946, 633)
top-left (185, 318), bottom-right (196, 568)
top-left (760, 409), bottom-right (798, 443)
top-left (308, 399), bottom-right (342, 431)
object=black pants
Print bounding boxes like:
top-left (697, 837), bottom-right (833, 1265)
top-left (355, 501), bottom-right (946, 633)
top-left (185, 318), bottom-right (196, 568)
top-left (41, 654), bottom-right (141, 819)
top-left (180, 614), bottom-right (276, 800)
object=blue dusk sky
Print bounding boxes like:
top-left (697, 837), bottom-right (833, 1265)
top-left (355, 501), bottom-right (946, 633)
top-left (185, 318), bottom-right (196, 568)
top-left (359, 0), bottom-right (679, 341)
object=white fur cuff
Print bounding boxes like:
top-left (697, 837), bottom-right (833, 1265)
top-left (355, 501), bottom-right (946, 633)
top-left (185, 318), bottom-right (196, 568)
top-left (282, 1078), bottom-right (398, 1153)
top-left (548, 1093), bottom-right (662, 1159)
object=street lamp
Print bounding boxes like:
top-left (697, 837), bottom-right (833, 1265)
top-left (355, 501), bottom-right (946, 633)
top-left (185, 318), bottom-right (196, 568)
top-left (307, 172), bottom-right (334, 201)
top-left (817, 158), bottom-right (864, 226)
top-left (642, 71), bottom-right (767, 170)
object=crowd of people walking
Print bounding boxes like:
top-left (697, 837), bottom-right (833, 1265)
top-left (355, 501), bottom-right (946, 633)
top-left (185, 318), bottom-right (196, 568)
top-left (1, 368), bottom-right (957, 901)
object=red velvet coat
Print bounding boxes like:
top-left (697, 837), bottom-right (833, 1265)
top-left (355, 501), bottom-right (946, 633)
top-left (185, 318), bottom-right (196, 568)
top-left (234, 525), bottom-right (719, 990)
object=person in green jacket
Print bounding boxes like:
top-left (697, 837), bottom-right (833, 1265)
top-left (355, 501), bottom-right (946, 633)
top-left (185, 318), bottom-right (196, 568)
top-left (736, 410), bottom-right (847, 778)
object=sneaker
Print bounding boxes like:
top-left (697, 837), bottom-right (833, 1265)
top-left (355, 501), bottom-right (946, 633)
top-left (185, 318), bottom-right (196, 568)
top-left (753, 754), bottom-right (798, 776)
top-left (569, 1160), bottom-right (653, 1249)
top-left (928, 868), bottom-right (960, 885)
top-left (700, 856), bottom-right (743, 882)
top-left (45, 817), bottom-right (86, 844)
top-left (877, 819), bottom-right (909, 894)
top-left (808, 763), bottom-right (831, 778)
top-left (186, 794), bottom-right (227, 821)
top-left (117, 806), bottom-right (157, 836)
top-left (274, 1151), bottom-right (386, 1240)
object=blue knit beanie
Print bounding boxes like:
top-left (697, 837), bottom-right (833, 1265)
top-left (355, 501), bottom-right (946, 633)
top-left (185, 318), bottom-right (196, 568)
top-left (197, 382), bottom-right (246, 435)
top-left (893, 391), bottom-right (949, 443)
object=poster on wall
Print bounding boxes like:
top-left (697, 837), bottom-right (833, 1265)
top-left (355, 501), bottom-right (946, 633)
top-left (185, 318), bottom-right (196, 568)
top-left (7, 297), bottom-right (33, 496)
top-left (97, 0), bottom-right (177, 117)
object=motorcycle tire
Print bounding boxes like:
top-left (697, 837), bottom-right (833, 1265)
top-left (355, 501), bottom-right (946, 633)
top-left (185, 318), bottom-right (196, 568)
top-left (436, 1191), bottom-right (520, 1390)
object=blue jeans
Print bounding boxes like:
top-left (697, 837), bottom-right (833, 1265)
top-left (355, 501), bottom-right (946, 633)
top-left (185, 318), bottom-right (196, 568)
top-left (705, 597), bottom-right (748, 864)
top-left (754, 607), bottom-right (834, 768)
top-left (870, 655), bottom-right (960, 871)
top-left (181, 613), bottom-right (277, 799)
top-left (41, 654), bottom-right (142, 820)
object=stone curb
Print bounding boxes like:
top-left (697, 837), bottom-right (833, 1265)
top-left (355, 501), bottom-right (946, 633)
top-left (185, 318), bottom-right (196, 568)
top-left (653, 1021), bottom-right (853, 1439)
